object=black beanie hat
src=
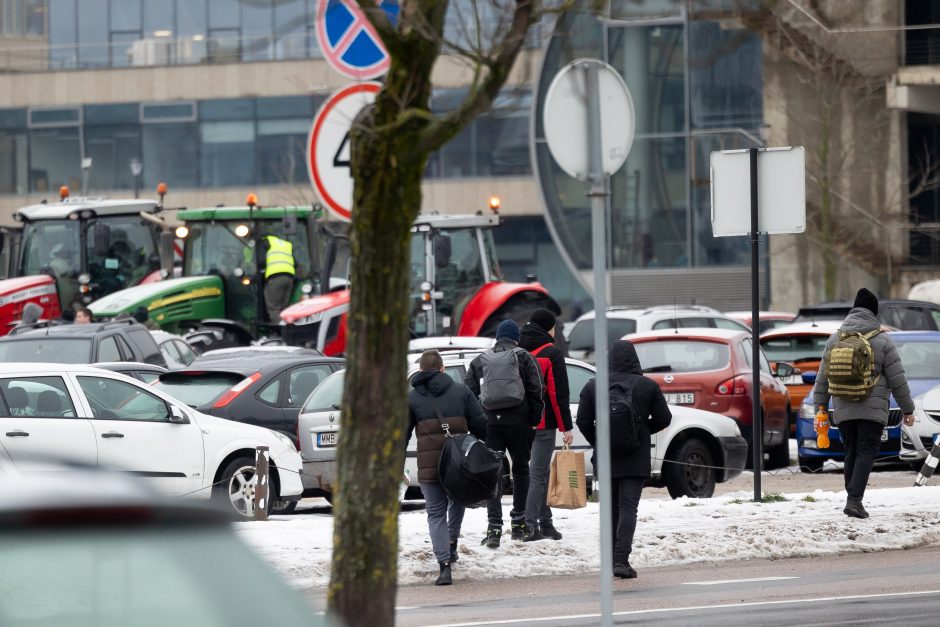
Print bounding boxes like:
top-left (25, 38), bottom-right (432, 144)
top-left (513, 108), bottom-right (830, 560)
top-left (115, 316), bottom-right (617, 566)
top-left (528, 308), bottom-right (556, 333)
top-left (853, 288), bottom-right (879, 316)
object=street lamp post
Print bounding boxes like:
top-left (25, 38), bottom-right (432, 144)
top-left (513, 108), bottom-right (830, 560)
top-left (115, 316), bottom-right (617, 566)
top-left (130, 158), bottom-right (143, 199)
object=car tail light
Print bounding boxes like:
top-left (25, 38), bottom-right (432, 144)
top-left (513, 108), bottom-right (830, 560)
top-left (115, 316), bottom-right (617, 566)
top-left (715, 376), bottom-right (748, 396)
top-left (213, 372), bottom-right (262, 408)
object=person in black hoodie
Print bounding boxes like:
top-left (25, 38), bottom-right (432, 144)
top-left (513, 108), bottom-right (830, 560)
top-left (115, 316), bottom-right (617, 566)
top-left (407, 350), bottom-right (487, 586)
top-left (465, 319), bottom-right (544, 548)
top-left (519, 308), bottom-right (573, 541)
top-left (577, 339), bottom-right (671, 579)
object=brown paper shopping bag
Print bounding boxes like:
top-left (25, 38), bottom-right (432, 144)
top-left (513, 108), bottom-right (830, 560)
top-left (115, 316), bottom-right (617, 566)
top-left (547, 445), bottom-right (587, 509)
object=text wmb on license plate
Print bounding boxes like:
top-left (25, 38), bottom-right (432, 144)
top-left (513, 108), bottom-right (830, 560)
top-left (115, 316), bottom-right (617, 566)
top-left (665, 393), bottom-right (694, 405)
top-left (318, 432), bottom-right (338, 447)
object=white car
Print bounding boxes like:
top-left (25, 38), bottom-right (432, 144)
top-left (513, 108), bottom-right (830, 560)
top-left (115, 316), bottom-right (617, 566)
top-left (297, 353), bottom-right (748, 500)
top-left (902, 389), bottom-right (940, 469)
top-left (567, 306), bottom-right (751, 363)
top-left (0, 363), bottom-right (302, 518)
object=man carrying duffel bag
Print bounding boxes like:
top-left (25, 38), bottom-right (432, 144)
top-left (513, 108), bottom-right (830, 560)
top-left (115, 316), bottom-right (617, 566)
top-left (407, 350), bottom-right (488, 586)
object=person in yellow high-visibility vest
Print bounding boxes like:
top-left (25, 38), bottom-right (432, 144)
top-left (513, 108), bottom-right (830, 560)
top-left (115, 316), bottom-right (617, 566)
top-left (263, 235), bottom-right (295, 323)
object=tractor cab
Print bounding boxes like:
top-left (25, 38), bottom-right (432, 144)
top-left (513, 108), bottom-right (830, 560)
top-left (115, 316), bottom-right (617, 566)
top-left (177, 204), bottom-right (326, 330)
top-left (14, 191), bottom-right (165, 309)
top-left (411, 213), bottom-right (502, 336)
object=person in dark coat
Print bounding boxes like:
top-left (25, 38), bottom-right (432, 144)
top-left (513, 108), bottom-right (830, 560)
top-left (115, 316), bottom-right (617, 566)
top-left (576, 339), bottom-right (671, 579)
top-left (812, 288), bottom-right (915, 518)
top-left (519, 308), bottom-right (573, 541)
top-left (465, 319), bottom-right (544, 548)
top-left (407, 350), bottom-right (486, 586)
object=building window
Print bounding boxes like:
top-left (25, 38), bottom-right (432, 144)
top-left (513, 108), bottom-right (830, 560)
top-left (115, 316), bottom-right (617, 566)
top-left (142, 123), bottom-right (198, 189)
top-left (30, 127), bottom-right (81, 193)
top-left (200, 121), bottom-right (255, 186)
top-left (85, 103), bottom-right (141, 192)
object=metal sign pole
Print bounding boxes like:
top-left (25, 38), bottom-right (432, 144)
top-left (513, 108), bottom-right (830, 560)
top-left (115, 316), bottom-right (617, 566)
top-left (749, 147), bottom-right (763, 502)
top-left (585, 61), bottom-right (613, 627)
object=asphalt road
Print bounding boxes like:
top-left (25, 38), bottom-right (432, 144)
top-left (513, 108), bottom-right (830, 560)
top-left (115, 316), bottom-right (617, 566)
top-left (392, 546), bottom-right (940, 626)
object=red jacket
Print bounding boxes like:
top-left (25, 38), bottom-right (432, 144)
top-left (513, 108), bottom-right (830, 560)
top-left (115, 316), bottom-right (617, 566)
top-left (520, 323), bottom-right (573, 432)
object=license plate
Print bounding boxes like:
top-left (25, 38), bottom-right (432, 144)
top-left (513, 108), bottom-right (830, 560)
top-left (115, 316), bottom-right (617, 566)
top-left (665, 393), bottom-right (694, 405)
top-left (881, 430), bottom-right (888, 442)
top-left (781, 375), bottom-right (803, 385)
top-left (317, 432), bottom-right (338, 447)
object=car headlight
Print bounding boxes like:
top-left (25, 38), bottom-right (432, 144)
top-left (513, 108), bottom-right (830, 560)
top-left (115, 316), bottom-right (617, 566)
top-left (801, 403), bottom-right (815, 420)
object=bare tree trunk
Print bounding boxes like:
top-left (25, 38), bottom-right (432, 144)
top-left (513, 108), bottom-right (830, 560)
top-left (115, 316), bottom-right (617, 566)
top-left (327, 121), bottom-right (426, 625)
top-left (325, 1), bottom-right (540, 623)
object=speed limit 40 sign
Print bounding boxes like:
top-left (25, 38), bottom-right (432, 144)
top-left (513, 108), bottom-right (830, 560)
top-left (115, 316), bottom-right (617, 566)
top-left (307, 82), bottom-right (381, 221)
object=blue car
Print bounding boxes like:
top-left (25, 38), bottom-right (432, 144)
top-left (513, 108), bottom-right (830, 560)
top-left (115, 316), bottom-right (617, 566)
top-left (797, 331), bottom-right (940, 472)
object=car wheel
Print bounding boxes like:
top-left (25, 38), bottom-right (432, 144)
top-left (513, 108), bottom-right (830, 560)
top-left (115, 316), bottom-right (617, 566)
top-left (798, 456), bottom-right (824, 473)
top-left (214, 456), bottom-right (275, 518)
top-left (271, 499), bottom-right (298, 515)
top-left (664, 438), bottom-right (716, 499)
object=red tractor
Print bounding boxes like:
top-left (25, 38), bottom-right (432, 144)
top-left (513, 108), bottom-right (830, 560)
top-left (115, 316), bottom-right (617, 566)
top-left (279, 207), bottom-right (560, 354)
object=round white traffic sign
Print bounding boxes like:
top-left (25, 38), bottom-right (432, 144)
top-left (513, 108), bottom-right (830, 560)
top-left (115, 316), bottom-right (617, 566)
top-left (543, 59), bottom-right (635, 181)
top-left (307, 82), bottom-right (381, 221)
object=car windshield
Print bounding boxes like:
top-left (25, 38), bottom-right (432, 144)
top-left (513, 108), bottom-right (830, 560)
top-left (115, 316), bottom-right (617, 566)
top-left (0, 528), bottom-right (321, 625)
top-left (302, 371), bottom-right (344, 413)
top-left (894, 340), bottom-right (940, 379)
top-left (759, 335), bottom-right (830, 362)
top-left (153, 372), bottom-right (244, 408)
top-left (0, 338), bottom-right (92, 363)
top-left (632, 340), bottom-right (730, 373)
top-left (567, 318), bottom-right (638, 351)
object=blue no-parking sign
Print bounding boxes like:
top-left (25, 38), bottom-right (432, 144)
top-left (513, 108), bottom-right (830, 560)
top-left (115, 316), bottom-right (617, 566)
top-left (316, 0), bottom-right (399, 79)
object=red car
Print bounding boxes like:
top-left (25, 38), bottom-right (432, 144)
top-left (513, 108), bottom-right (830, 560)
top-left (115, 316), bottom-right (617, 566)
top-left (624, 329), bottom-right (792, 469)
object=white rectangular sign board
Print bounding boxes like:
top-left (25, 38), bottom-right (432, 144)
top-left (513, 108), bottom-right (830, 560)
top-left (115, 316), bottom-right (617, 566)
top-left (710, 146), bottom-right (806, 237)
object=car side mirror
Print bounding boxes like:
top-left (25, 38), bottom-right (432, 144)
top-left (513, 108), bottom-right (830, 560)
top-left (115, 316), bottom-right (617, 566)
top-left (801, 371), bottom-right (818, 385)
top-left (169, 405), bottom-right (189, 424)
top-left (93, 224), bottom-right (111, 257)
top-left (774, 362), bottom-right (795, 378)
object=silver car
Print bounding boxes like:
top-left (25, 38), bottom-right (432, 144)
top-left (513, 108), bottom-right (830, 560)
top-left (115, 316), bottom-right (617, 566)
top-left (297, 353), bottom-right (749, 501)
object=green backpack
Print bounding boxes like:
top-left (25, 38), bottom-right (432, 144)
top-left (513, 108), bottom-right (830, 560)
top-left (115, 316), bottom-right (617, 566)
top-left (825, 329), bottom-right (881, 401)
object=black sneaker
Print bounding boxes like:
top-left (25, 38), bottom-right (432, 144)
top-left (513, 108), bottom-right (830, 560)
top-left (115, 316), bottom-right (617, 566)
top-left (481, 528), bottom-right (501, 549)
top-left (522, 525), bottom-right (547, 542)
top-left (510, 522), bottom-right (526, 541)
top-left (449, 540), bottom-right (459, 563)
top-left (613, 563), bottom-right (637, 579)
top-left (540, 522), bottom-right (563, 540)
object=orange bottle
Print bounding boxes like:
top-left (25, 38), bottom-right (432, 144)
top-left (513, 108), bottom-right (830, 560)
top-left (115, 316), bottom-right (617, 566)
top-left (815, 405), bottom-right (830, 449)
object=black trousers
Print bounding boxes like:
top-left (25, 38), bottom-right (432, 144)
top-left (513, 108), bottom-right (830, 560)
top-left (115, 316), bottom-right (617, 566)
top-left (840, 419), bottom-right (883, 500)
top-left (611, 477), bottom-right (645, 565)
top-left (486, 424), bottom-right (535, 529)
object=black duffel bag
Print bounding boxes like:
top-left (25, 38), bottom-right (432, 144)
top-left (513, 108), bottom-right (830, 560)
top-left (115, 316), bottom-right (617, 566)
top-left (437, 431), bottom-right (505, 508)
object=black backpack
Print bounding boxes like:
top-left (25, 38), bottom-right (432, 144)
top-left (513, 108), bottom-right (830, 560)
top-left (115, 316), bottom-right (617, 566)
top-left (609, 380), bottom-right (643, 454)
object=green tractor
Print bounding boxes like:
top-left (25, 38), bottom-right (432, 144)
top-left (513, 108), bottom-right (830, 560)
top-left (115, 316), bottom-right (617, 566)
top-left (89, 200), bottom-right (348, 350)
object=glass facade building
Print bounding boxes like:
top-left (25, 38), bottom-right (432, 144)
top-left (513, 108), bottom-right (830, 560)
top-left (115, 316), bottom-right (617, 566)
top-left (533, 2), bottom-right (766, 277)
top-left (0, 90), bottom-right (531, 195)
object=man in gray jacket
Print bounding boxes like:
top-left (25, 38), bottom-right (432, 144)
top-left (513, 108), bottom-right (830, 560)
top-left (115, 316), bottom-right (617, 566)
top-left (812, 288), bottom-right (916, 518)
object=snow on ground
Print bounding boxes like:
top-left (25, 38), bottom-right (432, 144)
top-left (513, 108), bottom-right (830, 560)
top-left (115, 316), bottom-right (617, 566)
top-left (236, 485), bottom-right (940, 590)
